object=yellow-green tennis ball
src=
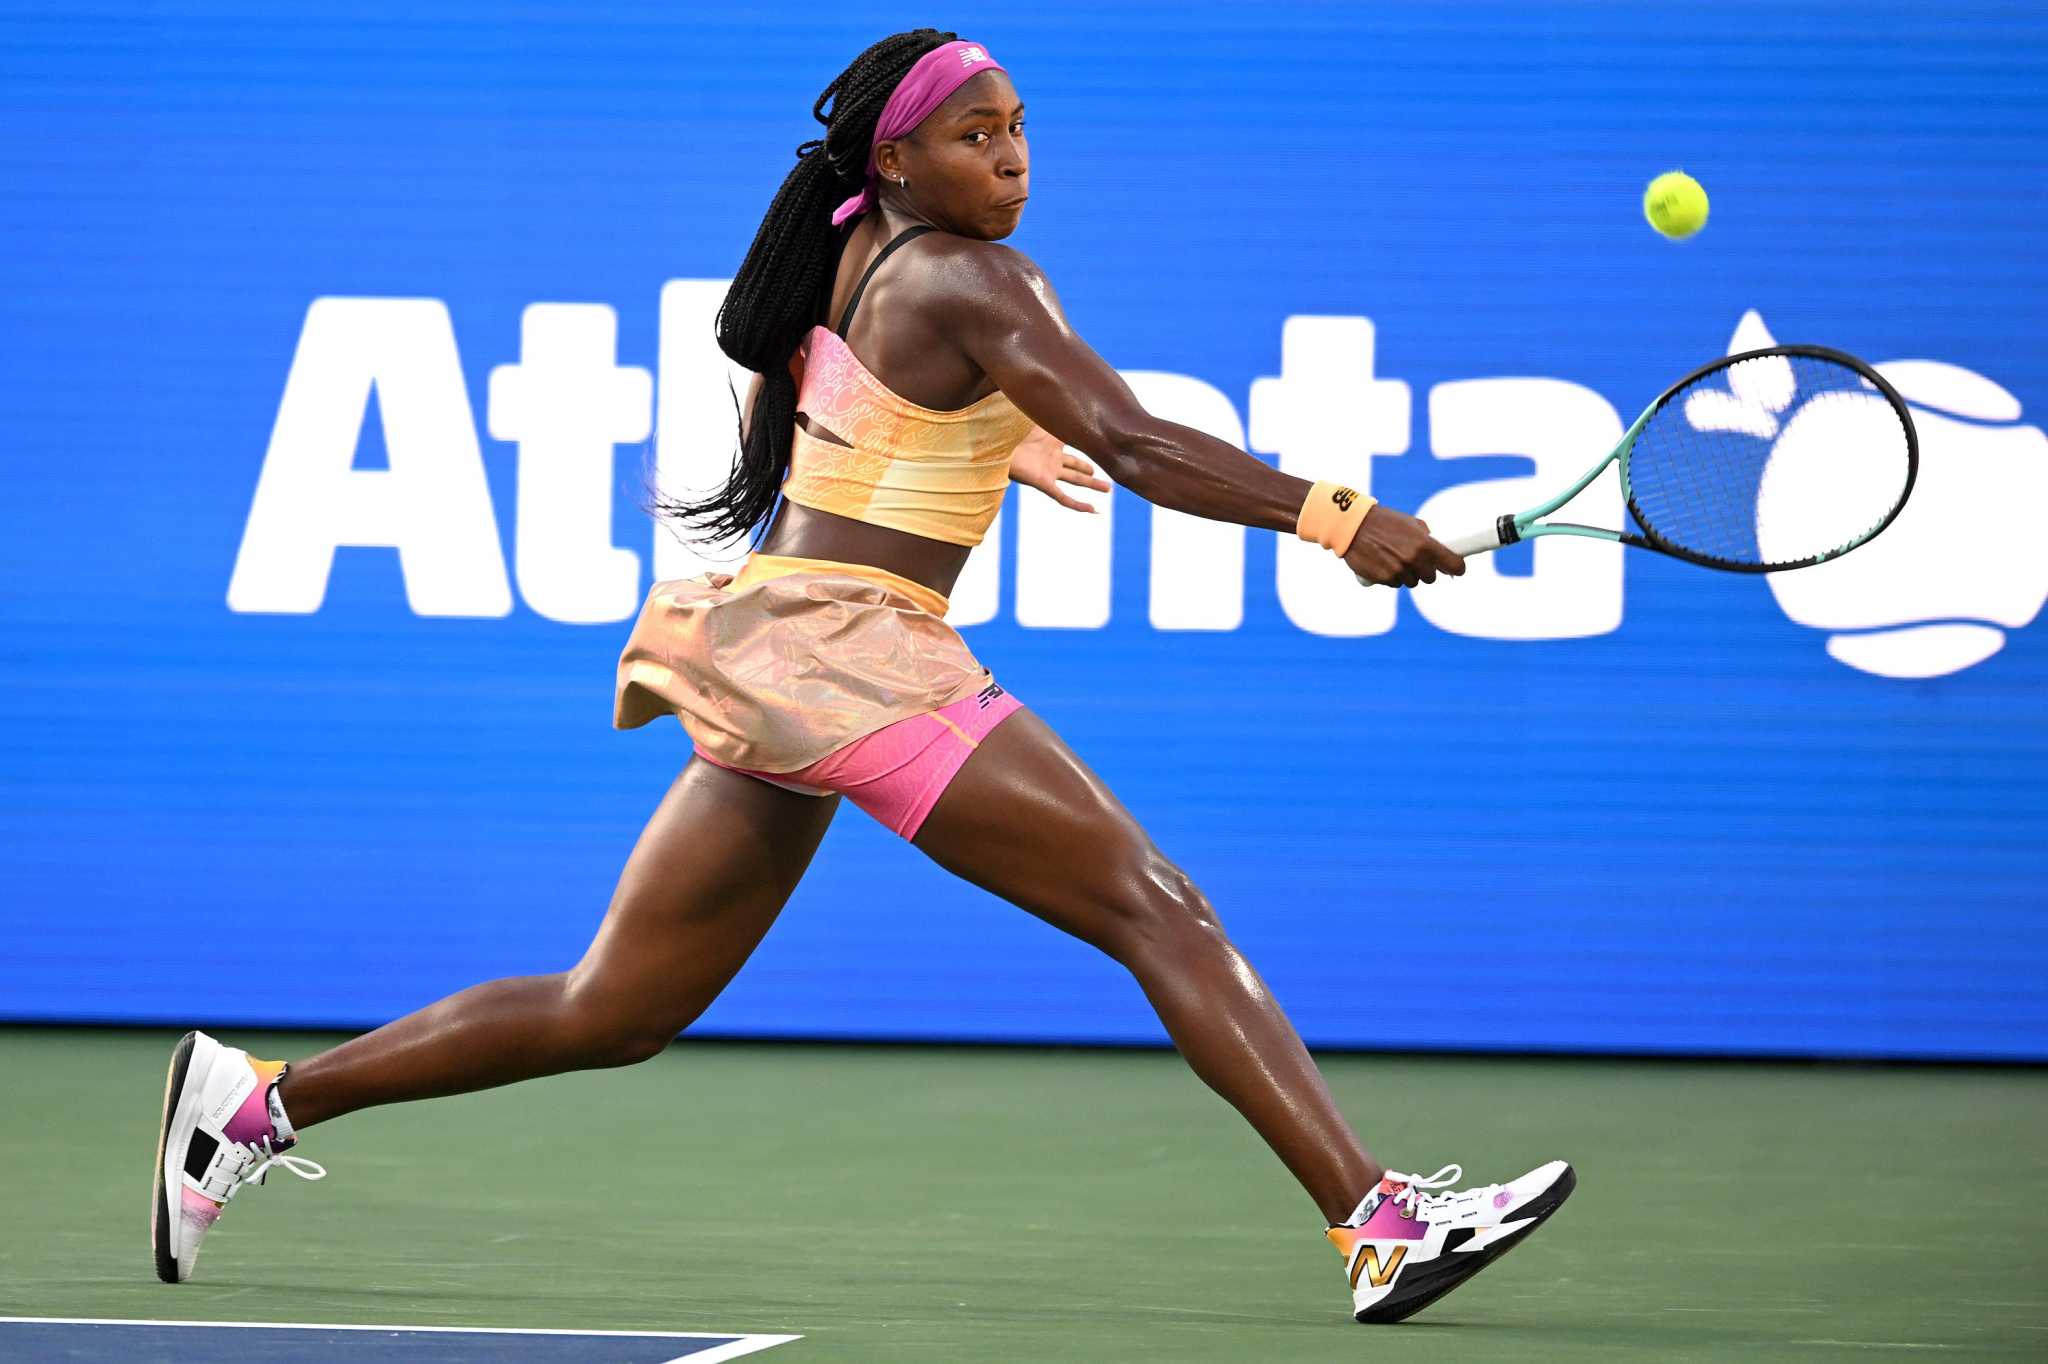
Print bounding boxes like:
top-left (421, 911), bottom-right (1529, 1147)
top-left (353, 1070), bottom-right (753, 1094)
top-left (1644, 171), bottom-right (1709, 239)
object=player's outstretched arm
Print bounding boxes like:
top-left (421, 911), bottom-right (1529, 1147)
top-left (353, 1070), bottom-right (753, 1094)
top-left (949, 244), bottom-right (1461, 586)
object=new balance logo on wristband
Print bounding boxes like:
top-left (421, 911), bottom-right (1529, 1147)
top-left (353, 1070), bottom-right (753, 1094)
top-left (1331, 487), bottom-right (1358, 512)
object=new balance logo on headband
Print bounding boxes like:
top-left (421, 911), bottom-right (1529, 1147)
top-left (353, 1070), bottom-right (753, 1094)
top-left (959, 45), bottom-right (988, 65)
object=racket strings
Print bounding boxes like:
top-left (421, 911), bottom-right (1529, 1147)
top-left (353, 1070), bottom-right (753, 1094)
top-left (1626, 353), bottom-right (1912, 569)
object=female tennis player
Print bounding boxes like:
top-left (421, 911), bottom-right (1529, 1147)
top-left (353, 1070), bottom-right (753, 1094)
top-left (154, 30), bottom-right (1575, 1323)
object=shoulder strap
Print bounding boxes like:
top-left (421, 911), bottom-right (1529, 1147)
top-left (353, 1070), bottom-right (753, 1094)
top-left (835, 225), bottom-right (936, 338)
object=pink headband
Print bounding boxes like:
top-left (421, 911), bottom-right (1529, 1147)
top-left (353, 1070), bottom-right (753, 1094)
top-left (830, 40), bottom-right (1008, 227)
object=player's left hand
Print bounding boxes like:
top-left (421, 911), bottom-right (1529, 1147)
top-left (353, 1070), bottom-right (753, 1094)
top-left (1009, 426), bottom-right (1111, 512)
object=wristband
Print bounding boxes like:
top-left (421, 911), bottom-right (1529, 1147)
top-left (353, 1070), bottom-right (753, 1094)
top-left (1295, 480), bottom-right (1376, 554)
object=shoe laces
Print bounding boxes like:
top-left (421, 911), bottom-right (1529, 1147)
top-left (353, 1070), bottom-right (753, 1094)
top-left (1385, 1163), bottom-right (1487, 1219)
top-left (236, 1136), bottom-right (327, 1194)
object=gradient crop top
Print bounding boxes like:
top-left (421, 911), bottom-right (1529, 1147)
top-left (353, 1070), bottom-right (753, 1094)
top-left (780, 226), bottom-right (1037, 547)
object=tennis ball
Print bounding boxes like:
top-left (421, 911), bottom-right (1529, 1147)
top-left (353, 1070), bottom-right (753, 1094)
top-left (1643, 170), bottom-right (1709, 239)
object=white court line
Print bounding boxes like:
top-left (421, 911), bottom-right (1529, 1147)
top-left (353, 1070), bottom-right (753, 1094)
top-left (0, 1318), bottom-right (800, 1363)
top-left (1787, 1342), bottom-right (1960, 1352)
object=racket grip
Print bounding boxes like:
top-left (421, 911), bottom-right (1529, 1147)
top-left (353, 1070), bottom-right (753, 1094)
top-left (1440, 517), bottom-right (1517, 558)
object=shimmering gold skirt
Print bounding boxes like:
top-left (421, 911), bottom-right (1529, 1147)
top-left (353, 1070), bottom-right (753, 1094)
top-left (613, 553), bottom-right (991, 774)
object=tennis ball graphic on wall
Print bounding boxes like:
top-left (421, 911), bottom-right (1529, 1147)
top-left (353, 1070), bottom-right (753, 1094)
top-left (1715, 310), bottom-right (2048, 678)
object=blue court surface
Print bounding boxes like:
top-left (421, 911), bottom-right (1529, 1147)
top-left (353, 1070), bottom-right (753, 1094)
top-left (0, 1319), bottom-right (798, 1362)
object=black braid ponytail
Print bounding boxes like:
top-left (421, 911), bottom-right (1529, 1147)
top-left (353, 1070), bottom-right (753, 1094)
top-left (657, 28), bottom-right (957, 547)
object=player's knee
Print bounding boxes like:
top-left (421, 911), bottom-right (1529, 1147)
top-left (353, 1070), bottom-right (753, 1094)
top-left (599, 1024), bottom-right (678, 1068)
top-left (578, 1012), bottom-right (680, 1068)
top-left (1098, 854), bottom-right (1227, 964)
top-left (557, 976), bottom-right (685, 1068)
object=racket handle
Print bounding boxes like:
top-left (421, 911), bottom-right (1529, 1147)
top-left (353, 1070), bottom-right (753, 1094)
top-left (1439, 517), bottom-right (1518, 559)
top-left (1352, 516), bottom-right (1519, 586)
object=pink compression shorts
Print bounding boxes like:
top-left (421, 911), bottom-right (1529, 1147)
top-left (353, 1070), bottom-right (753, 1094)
top-left (694, 680), bottom-right (1023, 840)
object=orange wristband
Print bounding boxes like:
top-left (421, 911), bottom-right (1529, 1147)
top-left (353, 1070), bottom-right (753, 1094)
top-left (1296, 480), bottom-right (1376, 554)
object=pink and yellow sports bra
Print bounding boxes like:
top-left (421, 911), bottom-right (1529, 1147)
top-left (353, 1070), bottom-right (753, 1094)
top-left (780, 225), bottom-right (1037, 547)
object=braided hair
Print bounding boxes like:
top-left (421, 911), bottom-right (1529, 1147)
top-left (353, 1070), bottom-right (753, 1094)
top-left (658, 28), bottom-right (957, 547)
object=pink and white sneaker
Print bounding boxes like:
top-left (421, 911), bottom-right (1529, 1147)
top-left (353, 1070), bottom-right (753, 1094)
top-left (152, 1030), bottom-right (325, 1283)
top-left (1326, 1160), bottom-right (1576, 1323)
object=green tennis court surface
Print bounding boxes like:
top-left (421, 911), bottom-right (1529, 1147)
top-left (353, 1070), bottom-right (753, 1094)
top-left (2, 1028), bottom-right (2043, 1361)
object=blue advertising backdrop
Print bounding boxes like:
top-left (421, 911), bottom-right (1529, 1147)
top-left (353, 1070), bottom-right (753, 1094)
top-left (4, 2), bottom-right (2045, 1058)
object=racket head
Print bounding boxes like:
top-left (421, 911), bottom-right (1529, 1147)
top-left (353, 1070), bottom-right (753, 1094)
top-left (1618, 345), bottom-right (1918, 573)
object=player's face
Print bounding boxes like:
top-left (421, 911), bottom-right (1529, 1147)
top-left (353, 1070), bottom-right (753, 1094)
top-left (877, 71), bottom-right (1029, 240)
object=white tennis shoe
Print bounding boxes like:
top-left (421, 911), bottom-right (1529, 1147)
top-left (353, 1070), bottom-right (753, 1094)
top-left (152, 1030), bottom-right (325, 1283)
top-left (1327, 1159), bottom-right (1576, 1323)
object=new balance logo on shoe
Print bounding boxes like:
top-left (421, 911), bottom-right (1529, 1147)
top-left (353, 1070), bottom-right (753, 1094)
top-left (1350, 1243), bottom-right (1407, 1289)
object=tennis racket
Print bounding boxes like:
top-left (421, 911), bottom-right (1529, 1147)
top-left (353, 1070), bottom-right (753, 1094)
top-left (1419, 345), bottom-right (1918, 573)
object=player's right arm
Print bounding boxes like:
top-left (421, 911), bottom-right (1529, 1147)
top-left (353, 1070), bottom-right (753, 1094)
top-left (947, 243), bottom-right (1461, 587)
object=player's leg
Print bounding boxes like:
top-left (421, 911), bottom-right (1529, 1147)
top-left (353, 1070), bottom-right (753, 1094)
top-left (154, 759), bottom-right (838, 1282)
top-left (909, 706), bottom-right (1380, 1224)
top-left (910, 705), bottom-right (1575, 1323)
top-left (279, 759), bottom-right (841, 1126)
